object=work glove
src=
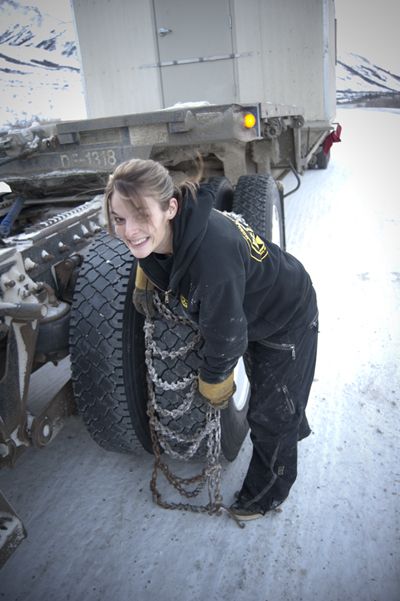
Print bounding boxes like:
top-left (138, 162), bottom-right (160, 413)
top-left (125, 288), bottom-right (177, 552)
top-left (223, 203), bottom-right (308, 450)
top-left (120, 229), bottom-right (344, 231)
top-left (197, 372), bottom-right (236, 410)
top-left (132, 265), bottom-right (156, 318)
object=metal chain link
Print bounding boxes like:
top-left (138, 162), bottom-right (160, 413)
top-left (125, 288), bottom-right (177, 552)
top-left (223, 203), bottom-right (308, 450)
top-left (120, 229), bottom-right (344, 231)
top-left (143, 291), bottom-right (245, 528)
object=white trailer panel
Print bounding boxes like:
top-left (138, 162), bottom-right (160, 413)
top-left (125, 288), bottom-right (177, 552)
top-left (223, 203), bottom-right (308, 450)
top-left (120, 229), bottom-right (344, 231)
top-left (72, 0), bottom-right (336, 124)
top-left (233, 0), bottom-right (336, 122)
top-left (72, 0), bottom-right (162, 116)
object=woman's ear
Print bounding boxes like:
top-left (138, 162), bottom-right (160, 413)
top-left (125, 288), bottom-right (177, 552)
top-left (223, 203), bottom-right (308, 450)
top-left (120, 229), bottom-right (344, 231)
top-left (168, 197), bottom-right (178, 219)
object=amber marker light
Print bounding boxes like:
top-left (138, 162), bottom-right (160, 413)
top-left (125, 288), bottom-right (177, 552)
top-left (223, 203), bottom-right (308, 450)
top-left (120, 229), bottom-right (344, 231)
top-left (243, 112), bottom-right (256, 128)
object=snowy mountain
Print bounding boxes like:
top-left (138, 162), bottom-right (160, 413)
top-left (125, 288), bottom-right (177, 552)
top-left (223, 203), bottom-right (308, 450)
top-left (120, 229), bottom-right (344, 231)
top-left (0, 0), bottom-right (399, 128)
top-left (0, 0), bottom-right (85, 127)
top-left (337, 52), bottom-right (400, 104)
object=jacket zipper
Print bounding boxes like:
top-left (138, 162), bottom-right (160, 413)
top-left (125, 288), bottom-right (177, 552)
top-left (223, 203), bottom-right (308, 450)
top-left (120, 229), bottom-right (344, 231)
top-left (259, 339), bottom-right (296, 360)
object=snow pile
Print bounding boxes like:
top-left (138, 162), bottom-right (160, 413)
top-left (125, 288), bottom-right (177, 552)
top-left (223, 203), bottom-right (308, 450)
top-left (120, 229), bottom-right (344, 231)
top-left (337, 52), bottom-right (400, 104)
top-left (0, 0), bottom-right (85, 127)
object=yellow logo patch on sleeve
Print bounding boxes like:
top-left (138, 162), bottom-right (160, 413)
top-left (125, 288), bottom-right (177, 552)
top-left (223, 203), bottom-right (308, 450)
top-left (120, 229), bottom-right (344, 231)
top-left (180, 295), bottom-right (189, 309)
top-left (225, 213), bottom-right (269, 262)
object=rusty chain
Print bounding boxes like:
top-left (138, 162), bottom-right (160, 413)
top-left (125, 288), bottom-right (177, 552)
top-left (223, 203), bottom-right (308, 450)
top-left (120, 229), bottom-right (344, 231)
top-left (143, 292), bottom-right (245, 528)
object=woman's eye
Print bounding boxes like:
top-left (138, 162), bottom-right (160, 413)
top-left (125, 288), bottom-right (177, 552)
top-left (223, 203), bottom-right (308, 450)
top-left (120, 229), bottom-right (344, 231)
top-left (113, 217), bottom-right (125, 225)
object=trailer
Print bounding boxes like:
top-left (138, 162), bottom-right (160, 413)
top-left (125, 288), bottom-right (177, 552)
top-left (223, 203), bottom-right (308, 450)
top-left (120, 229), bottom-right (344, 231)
top-left (0, 0), bottom-right (339, 561)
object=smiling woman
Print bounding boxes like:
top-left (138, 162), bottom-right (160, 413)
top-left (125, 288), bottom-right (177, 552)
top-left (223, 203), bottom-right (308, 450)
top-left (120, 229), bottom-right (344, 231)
top-left (110, 192), bottom-right (177, 257)
top-left (83, 156), bottom-right (319, 521)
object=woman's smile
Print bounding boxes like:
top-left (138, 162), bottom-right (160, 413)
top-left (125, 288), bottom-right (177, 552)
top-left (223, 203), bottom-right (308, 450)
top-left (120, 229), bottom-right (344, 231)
top-left (127, 236), bottom-right (150, 248)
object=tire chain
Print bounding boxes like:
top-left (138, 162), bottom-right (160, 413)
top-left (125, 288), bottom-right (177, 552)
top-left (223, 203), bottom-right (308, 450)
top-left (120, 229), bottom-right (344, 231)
top-left (144, 292), bottom-right (245, 528)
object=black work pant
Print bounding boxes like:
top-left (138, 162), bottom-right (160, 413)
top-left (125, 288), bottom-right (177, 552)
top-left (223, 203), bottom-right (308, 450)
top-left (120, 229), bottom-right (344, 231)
top-left (241, 313), bottom-right (319, 511)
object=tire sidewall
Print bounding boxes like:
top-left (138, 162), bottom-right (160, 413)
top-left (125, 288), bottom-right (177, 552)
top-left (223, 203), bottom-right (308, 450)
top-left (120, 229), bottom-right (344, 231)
top-left (122, 272), bottom-right (153, 453)
top-left (233, 174), bottom-right (285, 248)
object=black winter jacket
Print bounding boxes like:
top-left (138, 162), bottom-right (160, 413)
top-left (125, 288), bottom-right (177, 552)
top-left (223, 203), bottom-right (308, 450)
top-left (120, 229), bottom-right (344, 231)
top-left (139, 184), bottom-right (317, 385)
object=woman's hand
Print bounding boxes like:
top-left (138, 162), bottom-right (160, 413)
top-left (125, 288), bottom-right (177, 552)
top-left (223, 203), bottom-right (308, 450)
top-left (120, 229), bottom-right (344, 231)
top-left (133, 264), bottom-right (155, 317)
top-left (132, 286), bottom-right (156, 318)
top-left (197, 373), bottom-right (236, 410)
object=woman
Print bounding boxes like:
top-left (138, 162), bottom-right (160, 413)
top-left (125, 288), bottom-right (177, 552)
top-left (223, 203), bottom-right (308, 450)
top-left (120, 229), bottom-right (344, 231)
top-left (105, 158), bottom-right (318, 521)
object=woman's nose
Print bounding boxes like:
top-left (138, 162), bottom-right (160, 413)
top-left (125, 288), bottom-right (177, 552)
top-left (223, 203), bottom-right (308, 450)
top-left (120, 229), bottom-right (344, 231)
top-left (124, 216), bottom-right (140, 236)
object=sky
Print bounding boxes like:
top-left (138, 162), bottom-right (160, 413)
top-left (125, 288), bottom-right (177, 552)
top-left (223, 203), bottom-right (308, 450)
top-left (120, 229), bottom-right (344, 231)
top-left (335, 0), bottom-right (400, 72)
top-left (28, 0), bottom-right (73, 21)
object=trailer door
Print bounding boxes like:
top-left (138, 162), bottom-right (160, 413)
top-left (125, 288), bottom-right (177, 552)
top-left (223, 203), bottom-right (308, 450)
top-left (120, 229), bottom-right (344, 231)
top-left (153, 0), bottom-right (237, 107)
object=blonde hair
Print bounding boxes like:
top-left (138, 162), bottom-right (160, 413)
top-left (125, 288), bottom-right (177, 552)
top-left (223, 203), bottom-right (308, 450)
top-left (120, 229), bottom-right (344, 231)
top-left (104, 157), bottom-right (202, 233)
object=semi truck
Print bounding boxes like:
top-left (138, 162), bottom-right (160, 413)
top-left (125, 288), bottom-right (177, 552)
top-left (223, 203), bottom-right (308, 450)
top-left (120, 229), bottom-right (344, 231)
top-left (0, 0), bottom-right (339, 563)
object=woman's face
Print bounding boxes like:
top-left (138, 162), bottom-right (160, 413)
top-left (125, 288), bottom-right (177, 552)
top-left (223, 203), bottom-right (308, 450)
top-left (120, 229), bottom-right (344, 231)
top-left (110, 191), bottom-right (178, 258)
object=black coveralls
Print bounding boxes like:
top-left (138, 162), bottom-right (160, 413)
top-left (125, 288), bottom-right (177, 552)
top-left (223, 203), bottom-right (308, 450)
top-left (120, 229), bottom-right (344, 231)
top-left (140, 184), bottom-right (318, 511)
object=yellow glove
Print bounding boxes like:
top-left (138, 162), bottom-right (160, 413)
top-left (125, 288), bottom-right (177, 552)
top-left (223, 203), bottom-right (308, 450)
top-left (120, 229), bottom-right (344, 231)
top-left (132, 265), bottom-right (155, 317)
top-left (198, 372), bottom-right (236, 410)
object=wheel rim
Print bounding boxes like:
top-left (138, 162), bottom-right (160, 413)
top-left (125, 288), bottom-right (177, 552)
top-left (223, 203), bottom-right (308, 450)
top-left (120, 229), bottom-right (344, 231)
top-left (271, 204), bottom-right (282, 246)
top-left (233, 357), bottom-right (250, 411)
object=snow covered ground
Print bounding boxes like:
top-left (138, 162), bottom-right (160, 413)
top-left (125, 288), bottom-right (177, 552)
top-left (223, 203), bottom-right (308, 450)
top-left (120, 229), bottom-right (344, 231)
top-left (1, 107), bottom-right (399, 601)
top-left (0, 1), bottom-right (400, 598)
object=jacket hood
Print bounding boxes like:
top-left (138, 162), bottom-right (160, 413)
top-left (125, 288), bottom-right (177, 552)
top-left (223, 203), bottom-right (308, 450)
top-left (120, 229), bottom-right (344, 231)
top-left (169, 183), bottom-right (214, 292)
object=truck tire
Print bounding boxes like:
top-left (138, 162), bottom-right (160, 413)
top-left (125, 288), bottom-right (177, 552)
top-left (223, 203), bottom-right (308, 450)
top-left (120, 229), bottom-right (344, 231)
top-left (69, 233), bottom-right (150, 454)
top-left (232, 174), bottom-right (285, 249)
top-left (316, 148), bottom-right (330, 169)
top-left (208, 176), bottom-right (234, 211)
top-left (69, 233), bottom-right (249, 461)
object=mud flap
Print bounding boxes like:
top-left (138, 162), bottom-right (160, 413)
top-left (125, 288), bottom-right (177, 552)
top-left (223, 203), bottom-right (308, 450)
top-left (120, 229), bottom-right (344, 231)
top-left (0, 490), bottom-right (27, 568)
